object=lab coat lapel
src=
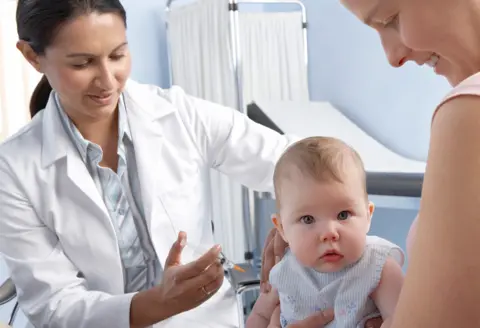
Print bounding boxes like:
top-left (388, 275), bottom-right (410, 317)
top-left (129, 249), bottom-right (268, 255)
top-left (41, 93), bottom-right (123, 292)
top-left (41, 93), bottom-right (111, 222)
top-left (122, 82), bottom-right (178, 265)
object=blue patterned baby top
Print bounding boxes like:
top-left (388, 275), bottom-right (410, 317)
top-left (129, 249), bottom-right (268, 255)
top-left (270, 236), bottom-right (404, 328)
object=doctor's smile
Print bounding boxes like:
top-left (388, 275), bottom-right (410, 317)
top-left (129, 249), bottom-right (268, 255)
top-left (87, 92), bottom-right (117, 106)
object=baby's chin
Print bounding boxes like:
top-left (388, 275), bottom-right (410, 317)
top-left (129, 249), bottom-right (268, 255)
top-left (299, 256), bottom-right (354, 273)
top-left (313, 259), bottom-right (352, 273)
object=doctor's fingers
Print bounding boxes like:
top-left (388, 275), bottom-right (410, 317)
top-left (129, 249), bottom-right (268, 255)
top-left (164, 231), bottom-right (188, 268)
top-left (273, 231), bottom-right (288, 262)
top-left (176, 245), bottom-right (222, 280)
top-left (261, 229), bottom-right (288, 292)
top-left (199, 265), bottom-right (224, 295)
top-left (261, 228), bottom-right (276, 290)
top-left (188, 270), bottom-right (224, 307)
top-left (183, 260), bottom-right (224, 292)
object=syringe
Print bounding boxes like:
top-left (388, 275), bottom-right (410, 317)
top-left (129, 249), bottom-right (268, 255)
top-left (218, 251), bottom-right (246, 273)
top-left (185, 242), bottom-right (246, 273)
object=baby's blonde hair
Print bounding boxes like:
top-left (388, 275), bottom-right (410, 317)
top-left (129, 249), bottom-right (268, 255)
top-left (273, 136), bottom-right (367, 208)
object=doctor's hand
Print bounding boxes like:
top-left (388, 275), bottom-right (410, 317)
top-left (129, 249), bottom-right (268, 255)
top-left (155, 232), bottom-right (224, 319)
top-left (261, 225), bottom-right (288, 292)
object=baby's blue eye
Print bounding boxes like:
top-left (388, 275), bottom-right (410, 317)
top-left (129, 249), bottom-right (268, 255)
top-left (337, 211), bottom-right (350, 221)
top-left (300, 215), bottom-right (315, 224)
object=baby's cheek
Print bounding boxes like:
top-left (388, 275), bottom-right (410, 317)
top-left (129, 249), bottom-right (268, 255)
top-left (295, 251), bottom-right (318, 268)
top-left (406, 215), bottom-right (418, 256)
top-left (290, 237), bottom-right (317, 267)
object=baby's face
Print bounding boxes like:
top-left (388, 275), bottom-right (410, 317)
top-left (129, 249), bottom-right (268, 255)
top-left (274, 170), bottom-right (373, 273)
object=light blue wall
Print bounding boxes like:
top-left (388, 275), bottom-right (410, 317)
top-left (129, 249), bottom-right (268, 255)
top-left (123, 0), bottom-right (170, 88)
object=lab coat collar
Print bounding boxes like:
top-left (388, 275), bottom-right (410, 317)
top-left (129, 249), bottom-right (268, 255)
top-left (41, 79), bottom-right (176, 168)
top-left (41, 92), bottom-right (70, 168)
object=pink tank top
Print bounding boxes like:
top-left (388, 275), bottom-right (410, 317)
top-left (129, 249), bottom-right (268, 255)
top-left (433, 72), bottom-right (480, 121)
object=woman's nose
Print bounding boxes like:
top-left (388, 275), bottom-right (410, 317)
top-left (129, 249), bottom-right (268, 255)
top-left (380, 31), bottom-right (412, 68)
top-left (96, 64), bottom-right (115, 90)
top-left (385, 43), bottom-right (411, 68)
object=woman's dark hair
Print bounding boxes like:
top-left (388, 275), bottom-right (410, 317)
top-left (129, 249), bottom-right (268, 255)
top-left (16, 0), bottom-right (127, 118)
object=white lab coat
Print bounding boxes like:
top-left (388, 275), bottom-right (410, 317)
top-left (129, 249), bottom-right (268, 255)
top-left (0, 80), bottom-right (294, 328)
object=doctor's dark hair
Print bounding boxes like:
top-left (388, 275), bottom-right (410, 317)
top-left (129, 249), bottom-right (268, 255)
top-left (16, 0), bottom-right (127, 118)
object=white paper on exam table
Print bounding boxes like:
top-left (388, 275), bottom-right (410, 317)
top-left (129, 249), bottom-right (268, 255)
top-left (253, 100), bottom-right (426, 174)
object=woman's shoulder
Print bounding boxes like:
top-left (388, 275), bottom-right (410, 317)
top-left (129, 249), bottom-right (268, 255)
top-left (0, 114), bottom-right (44, 184)
top-left (0, 113), bottom-right (43, 158)
top-left (125, 79), bottom-right (190, 104)
top-left (434, 72), bottom-right (480, 121)
top-left (124, 79), bottom-right (227, 125)
top-left (124, 79), bottom-right (198, 118)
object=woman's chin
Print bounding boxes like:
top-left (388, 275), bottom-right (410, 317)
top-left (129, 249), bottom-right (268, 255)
top-left (447, 75), bottom-right (460, 87)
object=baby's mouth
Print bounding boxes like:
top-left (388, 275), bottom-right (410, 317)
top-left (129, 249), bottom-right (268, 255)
top-left (320, 250), bottom-right (344, 262)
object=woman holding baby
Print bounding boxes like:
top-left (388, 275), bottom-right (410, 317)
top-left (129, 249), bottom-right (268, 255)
top-left (251, 0), bottom-right (480, 327)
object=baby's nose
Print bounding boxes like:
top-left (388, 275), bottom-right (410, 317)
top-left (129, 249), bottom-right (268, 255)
top-left (320, 225), bottom-right (339, 242)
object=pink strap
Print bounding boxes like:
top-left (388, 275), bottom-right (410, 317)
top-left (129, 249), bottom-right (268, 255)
top-left (433, 72), bottom-right (480, 122)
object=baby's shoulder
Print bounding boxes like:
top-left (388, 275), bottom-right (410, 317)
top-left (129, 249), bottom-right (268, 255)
top-left (364, 235), bottom-right (405, 271)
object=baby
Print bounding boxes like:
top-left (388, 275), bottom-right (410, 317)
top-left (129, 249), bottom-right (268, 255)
top-left (267, 136), bottom-right (405, 328)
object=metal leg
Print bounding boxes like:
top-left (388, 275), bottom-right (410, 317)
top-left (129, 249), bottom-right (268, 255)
top-left (225, 262), bottom-right (261, 328)
top-left (235, 284), bottom-right (261, 328)
top-left (8, 302), bottom-right (19, 326)
top-left (236, 289), bottom-right (245, 328)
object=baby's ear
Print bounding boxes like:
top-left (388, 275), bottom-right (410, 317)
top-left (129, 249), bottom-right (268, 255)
top-left (271, 213), bottom-right (287, 242)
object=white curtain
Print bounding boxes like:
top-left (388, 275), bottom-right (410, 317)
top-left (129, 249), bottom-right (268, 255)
top-left (239, 11), bottom-right (309, 105)
top-left (166, 0), bottom-right (309, 262)
top-left (168, 0), bottom-right (237, 108)
top-left (0, 0), bottom-right (41, 141)
top-left (168, 0), bottom-right (245, 262)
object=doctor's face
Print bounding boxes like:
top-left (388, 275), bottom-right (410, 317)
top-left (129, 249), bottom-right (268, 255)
top-left (30, 12), bottom-right (131, 122)
top-left (341, 0), bottom-right (480, 86)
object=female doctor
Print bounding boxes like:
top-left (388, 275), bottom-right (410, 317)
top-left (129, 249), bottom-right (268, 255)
top-left (0, 0), bottom-right (297, 327)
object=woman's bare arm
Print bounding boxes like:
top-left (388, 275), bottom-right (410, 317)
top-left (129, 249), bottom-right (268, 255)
top-left (390, 95), bottom-right (480, 327)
